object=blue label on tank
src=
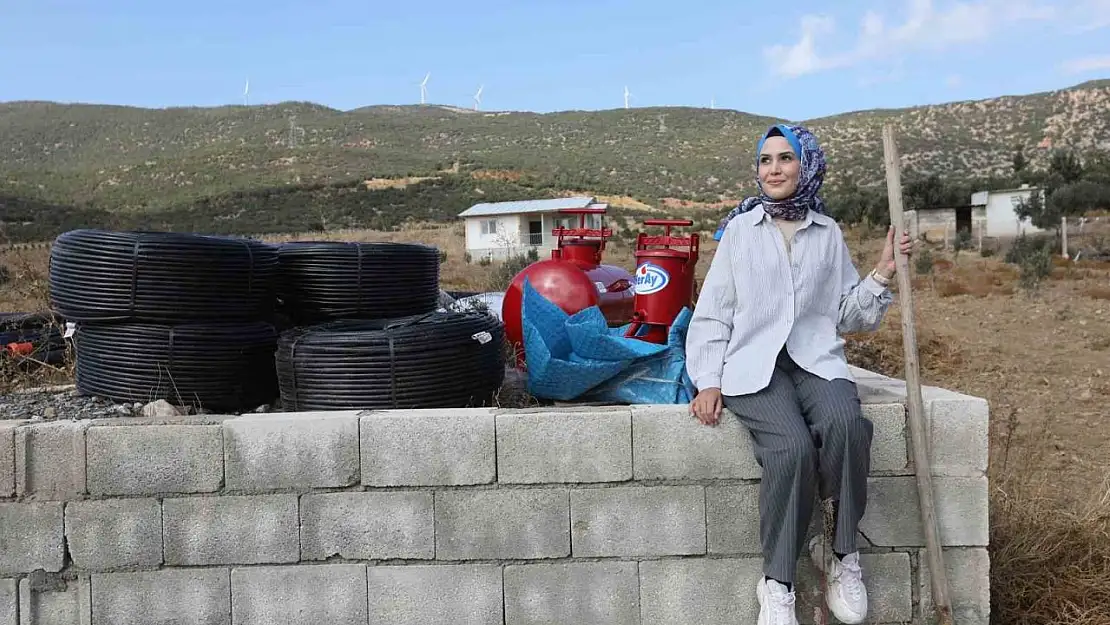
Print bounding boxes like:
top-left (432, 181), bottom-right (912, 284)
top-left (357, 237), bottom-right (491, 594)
top-left (633, 262), bottom-right (670, 295)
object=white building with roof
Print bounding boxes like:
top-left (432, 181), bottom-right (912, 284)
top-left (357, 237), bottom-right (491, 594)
top-left (457, 196), bottom-right (608, 260)
top-left (971, 185), bottom-right (1046, 238)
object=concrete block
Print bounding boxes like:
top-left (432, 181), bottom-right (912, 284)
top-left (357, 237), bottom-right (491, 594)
top-left (92, 568), bottom-right (230, 625)
top-left (163, 495), bottom-right (298, 566)
top-left (435, 489), bottom-right (569, 560)
top-left (631, 405), bottom-right (760, 480)
top-left (496, 408), bottom-right (632, 484)
top-left (795, 551), bottom-right (912, 624)
top-left (571, 486), bottom-right (705, 557)
top-left (0, 503), bottom-right (64, 575)
top-left (86, 425), bottom-right (222, 496)
top-left (224, 413), bottom-right (359, 491)
top-left (639, 558), bottom-right (763, 624)
top-left (706, 484), bottom-right (761, 554)
top-left (867, 402), bottom-right (910, 473)
top-left (928, 397), bottom-right (989, 476)
top-left (64, 499), bottom-right (162, 571)
top-left (860, 476), bottom-right (989, 547)
top-left (1, 579), bottom-right (15, 625)
top-left (920, 547), bottom-right (991, 625)
top-left (15, 421), bottom-right (88, 500)
top-left (231, 564), bottom-right (366, 625)
top-left (300, 491), bottom-right (433, 561)
top-left (631, 403), bottom-right (907, 480)
top-left (18, 574), bottom-right (91, 625)
top-left (360, 409), bottom-right (494, 486)
top-left (366, 564), bottom-right (502, 625)
top-left (504, 561), bottom-right (639, 625)
top-left (0, 425), bottom-right (15, 498)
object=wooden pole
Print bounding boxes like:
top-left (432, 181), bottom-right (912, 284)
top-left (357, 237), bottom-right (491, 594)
top-left (881, 125), bottom-right (956, 625)
top-left (1061, 215), bottom-right (1069, 259)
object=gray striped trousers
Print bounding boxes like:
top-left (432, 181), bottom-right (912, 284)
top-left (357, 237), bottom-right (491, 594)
top-left (721, 349), bottom-right (872, 584)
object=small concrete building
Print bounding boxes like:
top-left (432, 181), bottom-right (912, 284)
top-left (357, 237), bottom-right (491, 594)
top-left (458, 196), bottom-right (608, 260)
top-left (971, 185), bottom-right (1046, 238)
top-left (907, 204), bottom-right (987, 241)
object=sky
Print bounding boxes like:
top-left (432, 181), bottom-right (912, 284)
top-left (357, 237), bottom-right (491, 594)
top-left (1, 0), bottom-right (1108, 121)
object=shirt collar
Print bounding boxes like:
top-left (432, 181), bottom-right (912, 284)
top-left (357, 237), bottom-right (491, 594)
top-left (747, 203), bottom-right (831, 228)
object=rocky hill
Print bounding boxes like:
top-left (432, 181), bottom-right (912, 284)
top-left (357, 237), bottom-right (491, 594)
top-left (1, 79), bottom-right (1108, 241)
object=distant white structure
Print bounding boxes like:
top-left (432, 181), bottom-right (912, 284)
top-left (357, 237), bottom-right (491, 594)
top-left (971, 185), bottom-right (1046, 237)
top-left (458, 196), bottom-right (608, 260)
top-left (473, 85), bottom-right (483, 111)
top-left (420, 73), bottom-right (430, 104)
top-left (624, 86), bottom-right (632, 109)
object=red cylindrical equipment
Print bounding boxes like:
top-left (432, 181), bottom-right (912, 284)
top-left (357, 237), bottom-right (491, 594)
top-left (625, 219), bottom-right (700, 344)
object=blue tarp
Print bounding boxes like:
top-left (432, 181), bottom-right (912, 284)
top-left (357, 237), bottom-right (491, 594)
top-left (519, 279), bottom-right (697, 404)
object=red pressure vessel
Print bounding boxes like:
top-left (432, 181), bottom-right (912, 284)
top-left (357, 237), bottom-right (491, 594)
top-left (502, 259), bottom-right (600, 364)
top-left (625, 219), bottom-right (700, 344)
top-left (501, 207), bottom-right (634, 366)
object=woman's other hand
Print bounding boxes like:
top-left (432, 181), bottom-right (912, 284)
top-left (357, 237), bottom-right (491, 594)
top-left (876, 225), bottom-right (914, 278)
top-left (690, 388), bottom-right (723, 426)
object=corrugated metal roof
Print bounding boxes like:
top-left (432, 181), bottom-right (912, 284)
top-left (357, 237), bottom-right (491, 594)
top-left (458, 196), bottom-right (597, 218)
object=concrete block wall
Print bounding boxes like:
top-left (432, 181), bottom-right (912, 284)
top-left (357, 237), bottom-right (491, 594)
top-left (0, 367), bottom-right (990, 624)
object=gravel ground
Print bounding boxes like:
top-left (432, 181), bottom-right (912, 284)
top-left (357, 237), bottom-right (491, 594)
top-left (0, 385), bottom-right (141, 420)
top-left (0, 385), bottom-right (276, 420)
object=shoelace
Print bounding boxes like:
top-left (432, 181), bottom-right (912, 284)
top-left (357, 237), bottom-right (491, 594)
top-left (833, 556), bottom-right (864, 603)
top-left (768, 586), bottom-right (796, 621)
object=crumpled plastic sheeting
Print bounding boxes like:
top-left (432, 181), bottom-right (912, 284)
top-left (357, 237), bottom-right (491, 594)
top-left (520, 279), bottom-right (697, 404)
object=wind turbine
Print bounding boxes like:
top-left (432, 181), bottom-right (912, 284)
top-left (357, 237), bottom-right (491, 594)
top-left (243, 78), bottom-right (250, 105)
top-left (710, 96), bottom-right (715, 110)
top-left (473, 85), bottom-right (483, 111)
top-left (420, 73), bottom-right (430, 104)
top-left (623, 85), bottom-right (632, 109)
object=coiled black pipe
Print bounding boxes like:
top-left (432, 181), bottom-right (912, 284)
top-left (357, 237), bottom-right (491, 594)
top-left (277, 241), bottom-right (440, 323)
top-left (73, 321), bottom-right (278, 411)
top-left (276, 311), bottom-right (505, 410)
top-left (49, 229), bottom-right (278, 322)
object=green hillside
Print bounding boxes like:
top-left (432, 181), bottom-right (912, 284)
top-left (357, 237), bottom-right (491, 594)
top-left (1, 80), bottom-right (1109, 242)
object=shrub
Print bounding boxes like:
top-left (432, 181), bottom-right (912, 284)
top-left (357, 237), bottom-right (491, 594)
top-left (915, 248), bottom-right (935, 275)
top-left (1004, 233), bottom-right (1052, 265)
top-left (487, 248), bottom-right (539, 291)
top-left (1019, 245), bottom-right (1053, 292)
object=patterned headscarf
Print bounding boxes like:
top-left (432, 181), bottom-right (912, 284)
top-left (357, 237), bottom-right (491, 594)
top-left (713, 123), bottom-right (827, 240)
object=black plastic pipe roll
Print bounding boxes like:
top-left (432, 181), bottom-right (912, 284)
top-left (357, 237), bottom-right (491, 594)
top-left (277, 241), bottom-right (441, 323)
top-left (275, 311), bottom-right (505, 410)
top-left (73, 321), bottom-right (278, 412)
top-left (49, 229), bottom-right (278, 322)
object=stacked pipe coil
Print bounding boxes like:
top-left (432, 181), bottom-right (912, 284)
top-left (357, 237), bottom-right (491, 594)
top-left (49, 229), bottom-right (277, 322)
top-left (49, 229), bottom-right (279, 411)
top-left (276, 241), bottom-right (440, 324)
top-left (275, 311), bottom-right (505, 410)
top-left (73, 322), bottom-right (278, 411)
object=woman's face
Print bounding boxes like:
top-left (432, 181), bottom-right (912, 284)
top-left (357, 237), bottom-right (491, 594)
top-left (758, 136), bottom-right (800, 200)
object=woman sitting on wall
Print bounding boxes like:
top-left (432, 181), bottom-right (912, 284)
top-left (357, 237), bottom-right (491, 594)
top-left (684, 123), bottom-right (914, 625)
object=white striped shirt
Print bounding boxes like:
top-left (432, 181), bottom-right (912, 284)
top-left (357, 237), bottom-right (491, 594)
top-left (685, 204), bottom-right (893, 396)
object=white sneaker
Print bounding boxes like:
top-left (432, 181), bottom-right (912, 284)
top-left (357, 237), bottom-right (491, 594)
top-left (809, 535), bottom-right (868, 624)
top-left (756, 577), bottom-right (799, 625)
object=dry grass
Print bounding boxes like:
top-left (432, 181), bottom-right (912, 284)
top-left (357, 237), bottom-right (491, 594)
top-left (991, 398), bottom-right (1110, 625)
top-left (991, 476), bottom-right (1110, 625)
top-left (0, 245), bottom-right (74, 395)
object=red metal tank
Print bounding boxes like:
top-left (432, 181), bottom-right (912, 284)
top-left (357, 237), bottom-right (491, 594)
top-left (625, 219), bottom-right (700, 344)
top-left (502, 207), bottom-right (635, 365)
